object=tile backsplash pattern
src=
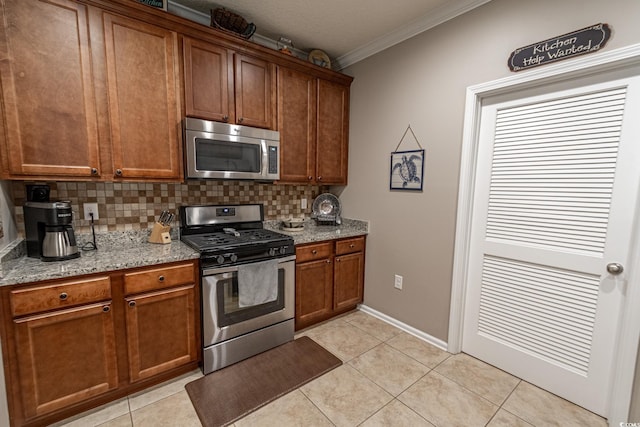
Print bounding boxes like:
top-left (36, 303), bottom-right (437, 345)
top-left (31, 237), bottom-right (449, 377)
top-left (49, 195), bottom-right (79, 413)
top-left (12, 181), bottom-right (328, 235)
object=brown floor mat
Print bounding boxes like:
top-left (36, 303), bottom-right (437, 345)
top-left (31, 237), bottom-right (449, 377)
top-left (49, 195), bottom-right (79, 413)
top-left (185, 336), bottom-right (342, 426)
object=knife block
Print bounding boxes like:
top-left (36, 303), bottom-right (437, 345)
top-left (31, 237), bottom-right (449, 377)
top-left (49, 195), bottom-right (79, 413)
top-left (148, 222), bottom-right (171, 244)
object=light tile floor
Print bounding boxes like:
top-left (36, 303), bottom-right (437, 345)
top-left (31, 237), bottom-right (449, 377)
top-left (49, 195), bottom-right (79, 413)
top-left (55, 310), bottom-right (607, 426)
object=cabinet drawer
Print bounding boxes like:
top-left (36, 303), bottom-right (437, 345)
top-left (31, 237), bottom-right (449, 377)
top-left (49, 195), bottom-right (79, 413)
top-left (10, 276), bottom-right (112, 317)
top-left (296, 242), bottom-right (333, 263)
top-left (124, 262), bottom-right (195, 295)
top-left (335, 237), bottom-right (365, 255)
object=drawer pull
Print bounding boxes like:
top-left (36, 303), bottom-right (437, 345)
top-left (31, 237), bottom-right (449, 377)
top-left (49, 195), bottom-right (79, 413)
top-left (158, 275), bottom-right (165, 282)
top-left (311, 250), bottom-right (317, 255)
top-left (349, 243), bottom-right (355, 248)
top-left (326, 259), bottom-right (331, 264)
top-left (115, 169), bottom-right (123, 176)
top-left (129, 301), bottom-right (136, 307)
top-left (59, 292), bottom-right (68, 301)
top-left (102, 305), bottom-right (110, 313)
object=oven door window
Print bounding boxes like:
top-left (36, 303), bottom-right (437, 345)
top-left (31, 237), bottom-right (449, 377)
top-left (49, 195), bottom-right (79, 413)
top-left (195, 138), bottom-right (261, 173)
top-left (216, 269), bottom-right (285, 327)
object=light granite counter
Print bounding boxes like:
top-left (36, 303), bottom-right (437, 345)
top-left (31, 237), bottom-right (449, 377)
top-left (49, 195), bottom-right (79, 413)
top-left (0, 231), bottom-right (199, 287)
top-left (264, 218), bottom-right (369, 245)
top-left (0, 218), bottom-right (368, 287)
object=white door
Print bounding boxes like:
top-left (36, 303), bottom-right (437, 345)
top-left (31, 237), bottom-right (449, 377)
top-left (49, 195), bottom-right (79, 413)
top-left (462, 72), bottom-right (640, 416)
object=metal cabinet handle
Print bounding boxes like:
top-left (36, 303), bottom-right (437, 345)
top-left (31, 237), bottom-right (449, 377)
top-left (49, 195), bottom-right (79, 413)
top-left (158, 275), bottom-right (165, 282)
top-left (326, 259), bottom-right (331, 264)
top-left (115, 169), bottom-right (123, 176)
top-left (91, 167), bottom-right (98, 175)
top-left (336, 258), bottom-right (341, 262)
top-left (349, 243), bottom-right (355, 248)
top-left (222, 115), bottom-right (229, 122)
top-left (311, 250), bottom-right (317, 255)
top-left (607, 263), bottom-right (624, 275)
top-left (129, 301), bottom-right (136, 307)
top-left (317, 176), bottom-right (322, 181)
top-left (102, 305), bottom-right (110, 313)
top-left (238, 117), bottom-right (244, 123)
top-left (59, 292), bottom-right (68, 301)
top-left (308, 176), bottom-right (313, 181)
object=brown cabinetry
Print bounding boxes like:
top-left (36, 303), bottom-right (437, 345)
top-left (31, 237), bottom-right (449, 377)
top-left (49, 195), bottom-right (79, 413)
top-left (183, 37), bottom-right (274, 129)
top-left (0, 0), bottom-right (101, 178)
top-left (0, 0), bottom-right (183, 181)
top-left (0, 260), bottom-right (199, 427)
top-left (295, 236), bottom-right (366, 330)
top-left (278, 69), bottom-right (350, 185)
top-left (123, 264), bottom-right (197, 382)
top-left (101, 13), bottom-right (182, 180)
top-left (8, 277), bottom-right (117, 420)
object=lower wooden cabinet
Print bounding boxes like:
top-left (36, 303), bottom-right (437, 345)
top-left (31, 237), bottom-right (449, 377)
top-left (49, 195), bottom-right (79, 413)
top-left (125, 284), bottom-right (197, 382)
top-left (295, 236), bottom-right (366, 330)
top-left (13, 302), bottom-right (118, 419)
top-left (0, 260), bottom-right (200, 427)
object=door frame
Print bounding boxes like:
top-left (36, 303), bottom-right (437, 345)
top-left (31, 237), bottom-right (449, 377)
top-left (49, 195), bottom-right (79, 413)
top-left (449, 43), bottom-right (640, 424)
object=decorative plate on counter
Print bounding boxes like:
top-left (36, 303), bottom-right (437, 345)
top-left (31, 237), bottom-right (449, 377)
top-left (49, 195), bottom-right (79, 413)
top-left (312, 193), bottom-right (341, 218)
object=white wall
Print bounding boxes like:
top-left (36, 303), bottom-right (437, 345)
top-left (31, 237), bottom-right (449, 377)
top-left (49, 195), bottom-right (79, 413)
top-left (0, 180), bottom-right (17, 251)
top-left (339, 0), bottom-right (640, 419)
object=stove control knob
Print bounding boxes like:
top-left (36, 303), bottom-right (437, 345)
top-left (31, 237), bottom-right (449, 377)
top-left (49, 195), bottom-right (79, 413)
top-left (216, 255), bottom-right (225, 264)
top-left (279, 246), bottom-right (287, 255)
top-left (230, 253), bottom-right (238, 263)
top-left (268, 248), bottom-right (276, 257)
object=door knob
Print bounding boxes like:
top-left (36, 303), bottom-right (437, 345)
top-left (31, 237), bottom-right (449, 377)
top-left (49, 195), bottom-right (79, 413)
top-left (606, 263), bottom-right (624, 275)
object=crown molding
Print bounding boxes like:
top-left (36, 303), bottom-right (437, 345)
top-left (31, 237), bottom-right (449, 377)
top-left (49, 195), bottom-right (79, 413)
top-left (334, 0), bottom-right (492, 70)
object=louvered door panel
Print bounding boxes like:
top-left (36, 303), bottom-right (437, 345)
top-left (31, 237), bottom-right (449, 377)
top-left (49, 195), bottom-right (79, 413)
top-left (486, 88), bottom-right (627, 256)
top-left (478, 255), bottom-right (599, 375)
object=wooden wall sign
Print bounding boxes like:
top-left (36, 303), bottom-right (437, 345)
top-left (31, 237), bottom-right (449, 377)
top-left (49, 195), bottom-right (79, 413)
top-left (508, 23), bottom-right (611, 72)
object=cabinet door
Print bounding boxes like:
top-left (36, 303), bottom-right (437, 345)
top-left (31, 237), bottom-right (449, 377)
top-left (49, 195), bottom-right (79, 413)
top-left (334, 251), bottom-right (365, 311)
top-left (316, 79), bottom-right (349, 184)
top-left (277, 67), bottom-right (317, 183)
top-left (0, 0), bottom-right (101, 178)
top-left (103, 13), bottom-right (182, 180)
top-left (125, 285), bottom-right (197, 382)
top-left (14, 302), bottom-right (118, 419)
top-left (234, 54), bottom-right (274, 129)
top-left (183, 37), bottom-right (232, 122)
top-left (295, 258), bottom-right (333, 330)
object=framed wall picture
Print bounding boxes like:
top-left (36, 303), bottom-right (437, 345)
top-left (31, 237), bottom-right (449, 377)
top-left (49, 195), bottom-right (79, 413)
top-left (390, 149), bottom-right (424, 191)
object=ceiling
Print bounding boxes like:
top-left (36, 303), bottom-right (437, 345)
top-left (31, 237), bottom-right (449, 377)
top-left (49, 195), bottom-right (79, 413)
top-left (166, 0), bottom-right (491, 70)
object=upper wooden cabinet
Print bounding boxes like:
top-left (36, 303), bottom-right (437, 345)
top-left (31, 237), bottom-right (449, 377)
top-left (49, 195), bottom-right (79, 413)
top-left (0, 0), bottom-right (101, 178)
top-left (0, 0), bottom-right (183, 181)
top-left (278, 71), bottom-right (350, 185)
top-left (316, 80), bottom-right (350, 185)
top-left (183, 37), bottom-right (274, 129)
top-left (277, 67), bottom-right (317, 182)
top-left (101, 13), bottom-right (183, 180)
top-left (0, 0), bottom-right (351, 182)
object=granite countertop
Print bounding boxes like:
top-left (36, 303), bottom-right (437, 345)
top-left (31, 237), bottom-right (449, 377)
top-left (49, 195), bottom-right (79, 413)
top-left (264, 218), bottom-right (369, 245)
top-left (0, 218), bottom-right (369, 287)
top-left (0, 231), bottom-right (199, 287)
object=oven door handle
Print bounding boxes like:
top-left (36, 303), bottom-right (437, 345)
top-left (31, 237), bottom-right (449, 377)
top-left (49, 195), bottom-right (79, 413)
top-left (202, 255), bottom-right (296, 276)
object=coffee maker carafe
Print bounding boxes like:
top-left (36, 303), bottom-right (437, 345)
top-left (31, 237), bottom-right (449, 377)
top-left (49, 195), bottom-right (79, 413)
top-left (24, 201), bottom-right (80, 261)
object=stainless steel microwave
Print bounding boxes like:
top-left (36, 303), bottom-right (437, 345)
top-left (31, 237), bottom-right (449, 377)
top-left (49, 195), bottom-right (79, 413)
top-left (184, 118), bottom-right (280, 181)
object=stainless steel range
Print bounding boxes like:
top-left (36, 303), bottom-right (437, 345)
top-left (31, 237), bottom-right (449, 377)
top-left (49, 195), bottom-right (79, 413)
top-left (179, 204), bottom-right (295, 374)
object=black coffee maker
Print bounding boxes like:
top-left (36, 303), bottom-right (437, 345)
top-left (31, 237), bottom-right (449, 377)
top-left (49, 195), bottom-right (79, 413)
top-left (24, 201), bottom-right (80, 261)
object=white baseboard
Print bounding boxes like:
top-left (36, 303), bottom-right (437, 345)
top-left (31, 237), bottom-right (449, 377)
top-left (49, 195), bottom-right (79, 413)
top-left (358, 304), bottom-right (450, 352)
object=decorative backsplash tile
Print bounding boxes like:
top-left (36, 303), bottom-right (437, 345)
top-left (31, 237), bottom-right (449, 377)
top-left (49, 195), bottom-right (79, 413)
top-left (11, 181), bottom-right (328, 235)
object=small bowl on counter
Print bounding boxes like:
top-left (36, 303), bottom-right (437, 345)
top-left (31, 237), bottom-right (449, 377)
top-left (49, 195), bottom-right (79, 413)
top-left (281, 217), bottom-right (305, 232)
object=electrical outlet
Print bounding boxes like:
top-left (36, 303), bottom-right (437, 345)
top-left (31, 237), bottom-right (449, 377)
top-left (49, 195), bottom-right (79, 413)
top-left (301, 198), bottom-right (307, 209)
top-left (83, 203), bottom-right (99, 220)
top-left (394, 274), bottom-right (403, 290)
